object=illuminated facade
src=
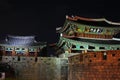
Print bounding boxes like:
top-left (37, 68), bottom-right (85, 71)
top-left (0, 35), bottom-right (46, 57)
top-left (0, 15), bottom-right (120, 79)
top-left (56, 15), bottom-right (120, 57)
top-left (0, 35), bottom-right (68, 80)
top-left (56, 15), bottom-right (120, 80)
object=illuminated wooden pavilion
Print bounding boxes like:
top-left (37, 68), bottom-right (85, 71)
top-left (56, 15), bottom-right (120, 56)
top-left (0, 35), bottom-right (46, 57)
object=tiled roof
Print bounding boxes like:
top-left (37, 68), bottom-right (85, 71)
top-left (66, 15), bottom-right (120, 26)
top-left (0, 35), bottom-right (46, 46)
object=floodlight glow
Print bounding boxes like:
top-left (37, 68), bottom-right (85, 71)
top-left (7, 35), bottom-right (35, 45)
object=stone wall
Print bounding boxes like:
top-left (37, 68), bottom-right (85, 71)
top-left (2, 56), bottom-right (68, 80)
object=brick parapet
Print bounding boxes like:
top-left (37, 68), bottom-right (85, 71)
top-left (68, 50), bottom-right (120, 80)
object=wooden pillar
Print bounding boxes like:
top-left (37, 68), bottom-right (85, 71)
top-left (2, 46), bottom-right (6, 56)
top-left (25, 48), bottom-right (29, 56)
top-left (12, 47), bottom-right (16, 56)
top-left (35, 48), bottom-right (38, 57)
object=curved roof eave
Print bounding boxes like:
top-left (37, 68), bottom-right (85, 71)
top-left (0, 41), bottom-right (46, 47)
top-left (66, 15), bottom-right (120, 26)
top-left (61, 36), bottom-right (120, 45)
top-left (57, 15), bottom-right (120, 33)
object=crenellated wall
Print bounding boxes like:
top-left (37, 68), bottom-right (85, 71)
top-left (68, 50), bottom-right (120, 80)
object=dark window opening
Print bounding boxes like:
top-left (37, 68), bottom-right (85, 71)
top-left (89, 60), bottom-right (92, 62)
top-left (117, 48), bottom-right (120, 50)
top-left (80, 46), bottom-right (84, 48)
top-left (99, 47), bottom-right (105, 49)
top-left (10, 48), bottom-right (12, 50)
top-left (112, 54), bottom-right (115, 57)
top-left (88, 46), bottom-right (95, 49)
top-left (72, 45), bottom-right (76, 48)
top-left (94, 54), bottom-right (96, 57)
top-left (22, 48), bottom-right (25, 50)
top-left (35, 57), bottom-right (38, 62)
top-left (18, 56), bottom-right (20, 61)
top-left (16, 48), bottom-right (19, 50)
top-left (13, 58), bottom-right (15, 60)
top-left (118, 59), bottom-right (120, 61)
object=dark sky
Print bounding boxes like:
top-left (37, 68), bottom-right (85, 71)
top-left (0, 0), bottom-right (120, 43)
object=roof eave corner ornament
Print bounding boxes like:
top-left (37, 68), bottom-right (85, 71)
top-left (104, 19), bottom-right (120, 25)
top-left (66, 15), bottom-right (78, 21)
top-left (56, 27), bottom-right (62, 33)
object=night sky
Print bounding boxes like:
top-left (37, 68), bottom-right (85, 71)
top-left (0, 0), bottom-right (120, 43)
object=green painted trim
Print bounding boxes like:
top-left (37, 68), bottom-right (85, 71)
top-left (59, 37), bottom-right (120, 51)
